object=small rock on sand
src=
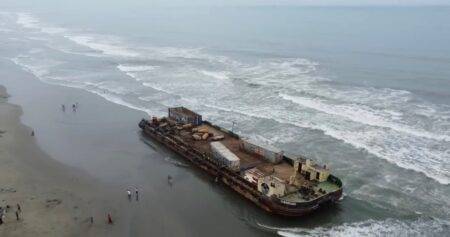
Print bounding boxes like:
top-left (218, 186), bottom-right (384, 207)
top-left (45, 199), bottom-right (62, 208)
top-left (0, 187), bottom-right (17, 193)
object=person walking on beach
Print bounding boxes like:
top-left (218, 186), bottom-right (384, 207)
top-left (90, 216), bottom-right (94, 225)
top-left (135, 188), bottom-right (139, 201)
top-left (107, 213), bottom-right (113, 224)
top-left (127, 189), bottom-right (132, 201)
top-left (31, 130), bottom-right (34, 136)
top-left (168, 175), bottom-right (173, 186)
top-left (62, 104), bottom-right (65, 112)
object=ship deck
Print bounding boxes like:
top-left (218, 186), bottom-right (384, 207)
top-left (177, 122), bottom-right (341, 202)
top-left (146, 118), bottom-right (342, 204)
top-left (176, 124), bottom-right (295, 174)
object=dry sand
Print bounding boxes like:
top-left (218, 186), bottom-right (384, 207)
top-left (0, 85), bottom-right (122, 236)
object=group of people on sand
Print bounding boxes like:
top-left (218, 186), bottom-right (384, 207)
top-left (89, 188), bottom-right (140, 226)
top-left (61, 102), bottom-right (79, 112)
top-left (89, 213), bottom-right (114, 226)
top-left (0, 204), bottom-right (21, 225)
top-left (126, 187), bottom-right (139, 202)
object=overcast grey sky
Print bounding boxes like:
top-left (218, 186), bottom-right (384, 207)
top-left (203, 0), bottom-right (450, 6)
top-left (1, 0), bottom-right (450, 9)
top-left (104, 0), bottom-right (450, 6)
top-left (114, 0), bottom-right (450, 6)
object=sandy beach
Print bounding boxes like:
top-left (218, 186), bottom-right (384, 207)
top-left (0, 85), bottom-right (123, 236)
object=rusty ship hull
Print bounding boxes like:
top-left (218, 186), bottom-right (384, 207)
top-left (139, 117), bottom-right (343, 217)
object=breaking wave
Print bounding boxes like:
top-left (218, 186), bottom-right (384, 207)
top-left (16, 12), bottom-right (66, 34)
top-left (117, 64), bottom-right (158, 72)
top-left (259, 217), bottom-right (450, 237)
top-left (65, 35), bottom-right (140, 58)
top-left (279, 93), bottom-right (450, 142)
top-left (199, 70), bottom-right (230, 80)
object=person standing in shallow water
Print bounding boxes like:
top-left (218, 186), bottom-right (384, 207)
top-left (127, 189), bottom-right (132, 201)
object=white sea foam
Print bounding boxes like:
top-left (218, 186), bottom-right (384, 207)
top-left (258, 217), bottom-right (450, 237)
top-left (199, 70), bottom-right (230, 80)
top-left (16, 12), bottom-right (66, 34)
top-left (237, 58), bottom-right (320, 86)
top-left (116, 64), bottom-right (158, 81)
top-left (117, 64), bottom-right (158, 72)
top-left (64, 35), bottom-right (140, 58)
top-left (16, 13), bottom-right (39, 29)
top-left (11, 57), bottom-right (153, 115)
top-left (280, 93), bottom-right (450, 142)
top-left (11, 55), bottom-right (63, 78)
top-left (143, 46), bottom-right (209, 59)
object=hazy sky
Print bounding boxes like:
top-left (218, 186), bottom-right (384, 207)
top-left (1, 0), bottom-right (449, 10)
top-left (111, 0), bottom-right (450, 6)
top-left (200, 0), bottom-right (450, 6)
top-left (2, 0), bottom-right (450, 7)
top-left (98, 0), bottom-right (450, 6)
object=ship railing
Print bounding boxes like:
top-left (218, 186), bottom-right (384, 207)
top-left (327, 175), bottom-right (343, 188)
top-left (202, 120), bottom-right (240, 139)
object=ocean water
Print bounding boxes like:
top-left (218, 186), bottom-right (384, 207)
top-left (1, 5), bottom-right (450, 236)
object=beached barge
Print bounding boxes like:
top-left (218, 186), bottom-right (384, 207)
top-left (139, 107), bottom-right (343, 217)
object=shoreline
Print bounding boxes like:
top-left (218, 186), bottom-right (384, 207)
top-left (0, 59), bottom-right (276, 236)
top-left (0, 85), bottom-right (123, 236)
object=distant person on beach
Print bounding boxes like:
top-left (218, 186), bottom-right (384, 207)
top-left (127, 189), bottom-right (132, 201)
top-left (107, 213), bottom-right (113, 224)
top-left (17, 204), bottom-right (21, 212)
top-left (31, 130), bottom-right (34, 136)
top-left (90, 216), bottom-right (94, 224)
top-left (168, 175), bottom-right (173, 186)
top-left (61, 104), bottom-right (65, 112)
top-left (72, 104), bottom-right (76, 112)
top-left (135, 188), bottom-right (139, 201)
top-left (15, 211), bottom-right (19, 221)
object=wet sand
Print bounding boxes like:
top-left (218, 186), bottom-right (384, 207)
top-left (0, 85), bottom-right (125, 236)
top-left (0, 59), bottom-right (276, 237)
